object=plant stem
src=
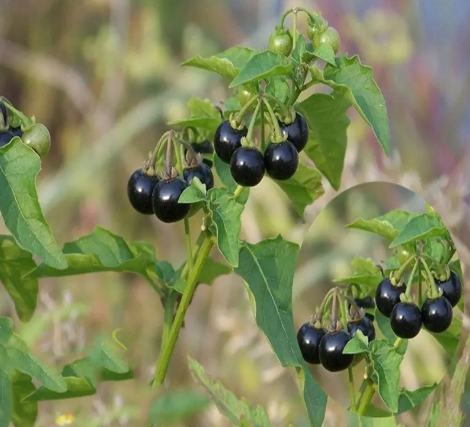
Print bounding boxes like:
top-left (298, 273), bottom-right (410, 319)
top-left (356, 381), bottom-right (375, 415)
top-left (394, 254), bottom-right (417, 281)
top-left (262, 97), bottom-right (283, 142)
top-left (153, 234), bottom-right (214, 386)
top-left (393, 337), bottom-right (403, 350)
top-left (418, 259), bottom-right (423, 306)
top-left (292, 9), bottom-right (298, 51)
top-left (181, 230), bottom-right (205, 280)
top-left (348, 366), bottom-right (357, 412)
top-left (0, 97), bottom-right (34, 128)
top-left (301, 79), bottom-right (317, 92)
top-left (161, 292), bottom-right (177, 350)
top-left (233, 185), bottom-right (245, 200)
top-left (314, 288), bottom-right (336, 323)
top-left (338, 290), bottom-right (348, 328)
top-left (246, 99), bottom-right (261, 144)
top-left (184, 218), bottom-right (193, 274)
top-left (235, 94), bottom-right (259, 124)
top-left (149, 130), bottom-right (170, 171)
top-left (260, 101), bottom-right (266, 150)
top-left (404, 259), bottom-right (419, 299)
top-left (278, 8), bottom-right (293, 28)
top-left (420, 257), bottom-right (439, 298)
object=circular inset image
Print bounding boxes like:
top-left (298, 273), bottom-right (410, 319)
top-left (293, 182), bottom-right (464, 416)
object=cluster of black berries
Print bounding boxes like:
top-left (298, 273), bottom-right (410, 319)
top-left (127, 141), bottom-right (214, 223)
top-left (297, 292), bottom-right (376, 373)
top-left (376, 271), bottom-right (461, 339)
top-left (214, 112), bottom-right (308, 187)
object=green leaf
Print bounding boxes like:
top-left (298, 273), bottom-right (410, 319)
top-left (273, 163), bottom-right (324, 215)
top-left (423, 239), bottom-right (446, 263)
top-left (198, 257), bottom-right (232, 285)
top-left (230, 51), bottom-right (292, 88)
top-left (0, 139), bottom-right (67, 269)
top-left (207, 189), bottom-right (244, 268)
top-left (370, 340), bottom-right (403, 413)
top-left (333, 257), bottom-right (383, 290)
top-left (296, 92), bottom-right (350, 190)
top-left (265, 77), bottom-right (290, 104)
top-left (10, 371), bottom-right (37, 427)
top-left (375, 210), bottom-right (416, 231)
top-left (312, 44), bottom-right (337, 66)
top-left (290, 35), bottom-right (308, 88)
top-left (343, 330), bottom-right (369, 354)
top-left (181, 46), bottom-right (255, 79)
top-left (0, 369), bottom-right (12, 427)
top-left (149, 388), bottom-right (210, 425)
top-left (319, 55), bottom-right (390, 155)
top-left (179, 177), bottom-right (207, 203)
top-left (30, 227), bottom-right (155, 282)
top-left (214, 156), bottom-right (249, 204)
top-left (397, 384), bottom-right (437, 413)
top-left (189, 357), bottom-right (274, 427)
top-left (389, 214), bottom-right (447, 248)
top-left (234, 237), bottom-right (327, 427)
top-left (345, 218), bottom-right (399, 241)
top-left (0, 236), bottom-right (38, 322)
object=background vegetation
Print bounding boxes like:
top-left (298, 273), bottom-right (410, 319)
top-left (0, 0), bottom-right (469, 425)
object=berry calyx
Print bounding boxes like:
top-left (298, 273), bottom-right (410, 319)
top-left (435, 270), bottom-right (462, 307)
top-left (183, 163), bottom-right (214, 190)
top-left (348, 316), bottom-right (376, 343)
top-left (313, 27), bottom-right (341, 54)
top-left (188, 140), bottom-right (214, 167)
top-left (279, 112), bottom-right (309, 152)
top-left (268, 28), bottom-right (293, 57)
top-left (264, 141), bottom-right (298, 181)
top-left (390, 302), bottom-right (422, 339)
top-left (421, 296), bottom-right (453, 333)
top-left (152, 178), bottom-right (191, 223)
top-left (352, 296), bottom-right (375, 321)
top-left (319, 330), bottom-right (354, 372)
top-left (214, 121), bottom-right (248, 164)
top-left (127, 169), bottom-right (161, 215)
top-left (375, 277), bottom-right (406, 317)
top-left (230, 146), bottom-right (265, 187)
top-left (21, 123), bottom-right (51, 157)
top-left (297, 322), bottom-right (326, 365)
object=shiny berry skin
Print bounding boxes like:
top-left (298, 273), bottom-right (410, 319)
top-left (319, 330), bottom-right (354, 372)
top-left (354, 296), bottom-right (376, 310)
top-left (230, 147), bottom-right (265, 187)
top-left (421, 296), bottom-right (453, 333)
top-left (297, 322), bottom-right (326, 365)
top-left (264, 141), bottom-right (298, 181)
top-left (0, 131), bottom-right (15, 147)
top-left (435, 271), bottom-right (462, 307)
top-left (183, 163), bottom-right (214, 190)
top-left (313, 27), bottom-right (341, 54)
top-left (214, 121), bottom-right (248, 164)
top-left (127, 169), bottom-right (160, 215)
top-left (348, 316), bottom-right (376, 343)
top-left (390, 302), bottom-right (422, 339)
top-left (268, 30), bottom-right (293, 56)
top-left (375, 278), bottom-right (406, 317)
top-left (279, 113), bottom-right (309, 152)
top-left (22, 123), bottom-right (51, 157)
top-left (152, 178), bottom-right (191, 223)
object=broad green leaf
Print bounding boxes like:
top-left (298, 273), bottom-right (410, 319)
top-left (189, 357), bottom-right (274, 427)
top-left (214, 156), bottom-right (249, 204)
top-left (273, 163), bottom-right (324, 215)
top-left (343, 330), bottom-right (369, 354)
top-left (312, 44), bottom-right (337, 66)
top-left (428, 314), bottom-right (461, 358)
top-left (230, 51), bottom-right (292, 88)
top-left (370, 340), bottom-right (403, 413)
top-left (290, 35), bottom-right (308, 88)
top-left (0, 139), bottom-right (67, 269)
top-left (375, 210), bottom-right (416, 232)
top-left (181, 46), bottom-right (255, 79)
top-left (351, 414), bottom-right (400, 427)
top-left (0, 369), bottom-right (12, 427)
top-left (265, 77), bottom-right (290, 104)
top-left (179, 177), bottom-right (207, 203)
top-left (390, 214), bottom-right (447, 248)
top-left (235, 237), bottom-right (327, 427)
top-left (397, 384), bottom-right (437, 413)
top-left (198, 257), bottom-right (232, 285)
top-left (345, 218), bottom-right (399, 241)
top-left (10, 371), bottom-right (37, 427)
top-left (360, 405), bottom-right (393, 418)
top-left (148, 388), bottom-right (210, 425)
top-left (296, 92), bottom-right (350, 190)
top-left (423, 239), bottom-right (446, 263)
top-left (207, 189), bottom-right (244, 268)
top-left (30, 227), bottom-right (155, 283)
top-left (89, 338), bottom-right (130, 374)
top-left (27, 376), bottom-right (95, 401)
top-left (0, 236), bottom-right (38, 322)
top-left (333, 257), bottom-right (383, 290)
top-left (314, 55), bottom-right (390, 155)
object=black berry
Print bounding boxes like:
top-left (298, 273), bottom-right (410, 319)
top-left (152, 178), bottom-right (190, 223)
top-left (183, 163), bottom-right (214, 190)
top-left (214, 121), bottom-right (247, 164)
top-left (9, 127), bottom-right (23, 138)
top-left (188, 140), bottom-right (214, 167)
top-left (319, 330), bottom-right (354, 372)
top-left (127, 169), bottom-right (161, 215)
top-left (230, 146), bottom-right (265, 187)
top-left (375, 278), bottom-right (406, 317)
top-left (297, 322), bottom-right (326, 365)
top-left (354, 296), bottom-right (376, 310)
top-left (390, 302), bottom-right (422, 339)
top-left (264, 141), bottom-right (298, 181)
top-left (348, 316), bottom-right (376, 343)
top-left (279, 112), bottom-right (309, 152)
top-left (435, 271), bottom-right (462, 307)
top-left (421, 296), bottom-right (453, 333)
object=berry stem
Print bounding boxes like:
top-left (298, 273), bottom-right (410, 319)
top-left (313, 287), bottom-right (335, 323)
top-left (161, 291), bottom-right (177, 354)
top-left (418, 259), bottom-right (423, 306)
top-left (338, 290), bottom-right (348, 329)
top-left (292, 8), bottom-right (298, 51)
top-left (260, 101), bottom-right (266, 151)
top-left (393, 337), bottom-right (403, 350)
top-left (165, 130), bottom-right (175, 177)
top-left (235, 94), bottom-right (259, 124)
top-left (233, 185), bottom-right (245, 201)
top-left (278, 9), bottom-right (293, 29)
top-left (149, 131), bottom-right (170, 171)
top-left (153, 233), bottom-right (214, 386)
top-left (262, 97), bottom-right (284, 143)
top-left (394, 254), bottom-right (416, 281)
top-left (420, 257), bottom-right (440, 298)
top-left (246, 99), bottom-right (262, 144)
top-left (348, 366), bottom-right (357, 412)
top-left (264, 94), bottom-right (290, 119)
top-left (356, 380), bottom-right (375, 415)
top-left (0, 97), bottom-right (34, 129)
top-left (404, 259), bottom-right (419, 299)
top-left (331, 287), bottom-right (339, 328)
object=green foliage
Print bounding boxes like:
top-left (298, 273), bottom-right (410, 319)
top-left (333, 257), bottom-right (383, 290)
top-left (389, 214), bottom-right (448, 248)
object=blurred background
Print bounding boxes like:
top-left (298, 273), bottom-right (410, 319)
top-left (1, 0), bottom-right (470, 426)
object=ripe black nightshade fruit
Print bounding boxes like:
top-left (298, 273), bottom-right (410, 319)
top-left (230, 146), bottom-right (265, 187)
top-left (348, 316), bottom-right (376, 342)
top-left (152, 178), bottom-right (190, 223)
top-left (188, 140), bottom-right (214, 167)
top-left (435, 271), bottom-right (462, 307)
top-left (352, 296), bottom-right (375, 321)
top-left (421, 296), bottom-right (453, 333)
top-left (264, 141), bottom-right (298, 180)
top-left (183, 163), bottom-right (214, 190)
top-left (214, 121), bottom-right (248, 164)
top-left (375, 278), bottom-right (406, 317)
top-left (279, 112), bottom-right (309, 152)
top-left (127, 169), bottom-right (160, 215)
top-left (297, 322), bottom-right (326, 364)
top-left (319, 330), bottom-right (354, 372)
top-left (390, 302), bottom-right (422, 339)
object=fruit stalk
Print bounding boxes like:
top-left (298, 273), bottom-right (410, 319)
top-left (356, 380), bottom-right (375, 415)
top-left (404, 259), bottom-right (419, 299)
top-left (348, 366), bottom-right (357, 412)
top-left (292, 8), bottom-right (298, 50)
top-left (246, 99), bottom-right (261, 143)
top-left (420, 257), bottom-right (439, 298)
top-left (262, 97), bottom-right (284, 142)
top-left (235, 94), bottom-right (259, 124)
